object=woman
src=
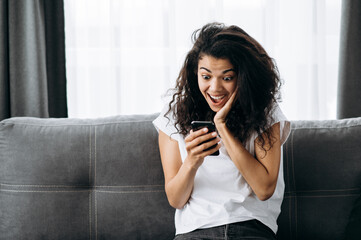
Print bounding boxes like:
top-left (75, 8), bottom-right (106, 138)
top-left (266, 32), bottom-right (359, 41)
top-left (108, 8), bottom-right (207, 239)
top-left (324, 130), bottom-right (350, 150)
top-left (153, 22), bottom-right (290, 239)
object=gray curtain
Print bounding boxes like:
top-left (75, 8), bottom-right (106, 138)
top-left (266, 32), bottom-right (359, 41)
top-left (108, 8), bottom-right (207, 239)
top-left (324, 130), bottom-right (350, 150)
top-left (0, 0), bottom-right (67, 121)
top-left (337, 0), bottom-right (361, 119)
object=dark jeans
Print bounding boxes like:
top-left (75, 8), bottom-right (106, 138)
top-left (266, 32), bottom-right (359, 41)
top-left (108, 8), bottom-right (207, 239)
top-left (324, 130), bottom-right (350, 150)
top-left (174, 220), bottom-right (276, 240)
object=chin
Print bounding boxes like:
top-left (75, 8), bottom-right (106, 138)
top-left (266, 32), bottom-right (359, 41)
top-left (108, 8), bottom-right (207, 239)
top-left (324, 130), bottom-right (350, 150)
top-left (208, 103), bottom-right (222, 113)
top-left (210, 107), bottom-right (220, 112)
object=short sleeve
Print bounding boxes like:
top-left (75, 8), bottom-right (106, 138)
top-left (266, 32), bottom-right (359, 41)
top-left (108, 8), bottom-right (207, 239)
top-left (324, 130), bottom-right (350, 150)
top-left (269, 104), bottom-right (291, 146)
top-left (152, 104), bottom-right (180, 141)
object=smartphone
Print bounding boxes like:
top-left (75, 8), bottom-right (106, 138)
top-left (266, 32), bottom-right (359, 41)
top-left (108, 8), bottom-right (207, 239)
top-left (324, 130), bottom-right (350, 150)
top-left (191, 121), bottom-right (219, 156)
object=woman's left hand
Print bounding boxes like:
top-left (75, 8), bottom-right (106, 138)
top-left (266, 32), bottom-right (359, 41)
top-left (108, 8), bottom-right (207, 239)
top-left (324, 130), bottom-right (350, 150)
top-left (214, 89), bottom-right (238, 125)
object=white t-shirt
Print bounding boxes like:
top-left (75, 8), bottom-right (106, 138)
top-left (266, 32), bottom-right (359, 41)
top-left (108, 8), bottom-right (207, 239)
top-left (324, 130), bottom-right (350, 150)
top-left (153, 104), bottom-right (290, 235)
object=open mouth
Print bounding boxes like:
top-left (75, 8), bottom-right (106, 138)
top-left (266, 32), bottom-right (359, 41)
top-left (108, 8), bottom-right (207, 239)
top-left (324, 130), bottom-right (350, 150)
top-left (207, 93), bottom-right (226, 105)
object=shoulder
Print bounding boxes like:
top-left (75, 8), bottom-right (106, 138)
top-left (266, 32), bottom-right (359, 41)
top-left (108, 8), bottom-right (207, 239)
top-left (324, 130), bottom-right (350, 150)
top-left (269, 103), bottom-right (287, 123)
top-left (267, 103), bottom-right (291, 145)
top-left (153, 102), bottom-right (180, 141)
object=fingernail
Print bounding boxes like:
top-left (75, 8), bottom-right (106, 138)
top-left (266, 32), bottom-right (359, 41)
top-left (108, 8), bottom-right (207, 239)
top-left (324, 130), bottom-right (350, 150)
top-left (203, 128), bottom-right (208, 132)
top-left (212, 132), bottom-right (217, 137)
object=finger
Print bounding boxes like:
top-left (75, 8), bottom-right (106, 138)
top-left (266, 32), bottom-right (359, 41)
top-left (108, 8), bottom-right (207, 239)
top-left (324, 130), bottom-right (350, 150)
top-left (187, 131), bottom-right (218, 149)
top-left (199, 141), bottom-right (221, 158)
top-left (201, 136), bottom-right (221, 150)
top-left (192, 136), bottom-right (220, 154)
top-left (187, 133), bottom-right (219, 153)
top-left (185, 127), bottom-right (208, 142)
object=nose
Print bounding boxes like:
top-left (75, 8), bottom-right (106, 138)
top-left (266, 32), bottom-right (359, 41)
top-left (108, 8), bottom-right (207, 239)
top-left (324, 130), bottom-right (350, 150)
top-left (209, 78), bottom-right (222, 92)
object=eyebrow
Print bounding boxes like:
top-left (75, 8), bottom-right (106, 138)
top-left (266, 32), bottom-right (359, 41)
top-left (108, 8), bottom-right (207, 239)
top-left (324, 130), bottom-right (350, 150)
top-left (200, 67), bottom-right (235, 74)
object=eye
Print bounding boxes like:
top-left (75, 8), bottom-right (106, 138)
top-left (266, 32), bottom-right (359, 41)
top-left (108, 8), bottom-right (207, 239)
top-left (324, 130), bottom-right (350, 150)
top-left (223, 76), bottom-right (234, 81)
top-left (202, 75), bottom-right (211, 80)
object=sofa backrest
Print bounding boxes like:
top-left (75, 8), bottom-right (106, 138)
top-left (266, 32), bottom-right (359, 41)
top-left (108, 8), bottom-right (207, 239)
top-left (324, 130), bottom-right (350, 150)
top-left (1, 114), bottom-right (361, 240)
top-left (0, 114), bottom-right (175, 240)
top-left (277, 117), bottom-right (361, 240)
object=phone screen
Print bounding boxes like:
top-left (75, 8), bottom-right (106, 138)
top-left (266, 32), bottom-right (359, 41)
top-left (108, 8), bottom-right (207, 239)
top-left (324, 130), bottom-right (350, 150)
top-left (191, 121), bottom-right (219, 156)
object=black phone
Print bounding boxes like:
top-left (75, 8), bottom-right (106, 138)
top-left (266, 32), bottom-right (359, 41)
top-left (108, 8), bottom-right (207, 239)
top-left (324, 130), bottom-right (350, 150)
top-left (191, 121), bottom-right (219, 156)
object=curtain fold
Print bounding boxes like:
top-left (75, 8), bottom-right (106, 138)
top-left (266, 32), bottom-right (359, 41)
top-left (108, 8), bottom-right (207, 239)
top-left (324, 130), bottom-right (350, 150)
top-left (337, 0), bottom-right (361, 119)
top-left (0, 0), bottom-right (10, 119)
top-left (0, 0), bottom-right (67, 121)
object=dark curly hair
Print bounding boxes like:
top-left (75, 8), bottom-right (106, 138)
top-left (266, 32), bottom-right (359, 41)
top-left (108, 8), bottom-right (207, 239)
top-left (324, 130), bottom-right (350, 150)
top-left (166, 22), bottom-right (281, 151)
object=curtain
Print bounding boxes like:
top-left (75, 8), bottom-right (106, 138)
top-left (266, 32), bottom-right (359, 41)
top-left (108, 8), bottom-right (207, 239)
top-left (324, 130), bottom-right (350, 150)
top-left (0, 0), bottom-right (67, 121)
top-left (337, 0), bottom-right (361, 119)
top-left (65, 0), bottom-right (341, 120)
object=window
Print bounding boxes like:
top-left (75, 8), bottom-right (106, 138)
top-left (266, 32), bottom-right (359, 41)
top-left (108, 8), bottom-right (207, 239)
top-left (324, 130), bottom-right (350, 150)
top-left (64, 0), bottom-right (341, 120)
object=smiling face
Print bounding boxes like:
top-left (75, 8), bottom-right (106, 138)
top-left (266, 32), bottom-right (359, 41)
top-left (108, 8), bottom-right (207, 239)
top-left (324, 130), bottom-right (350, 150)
top-left (197, 55), bottom-right (238, 112)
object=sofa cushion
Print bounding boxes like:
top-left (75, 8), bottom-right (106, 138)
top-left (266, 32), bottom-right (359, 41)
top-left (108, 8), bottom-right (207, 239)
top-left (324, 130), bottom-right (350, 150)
top-left (344, 194), bottom-right (361, 239)
top-left (277, 117), bottom-right (361, 240)
top-left (0, 114), bottom-right (175, 239)
top-left (2, 114), bottom-right (361, 240)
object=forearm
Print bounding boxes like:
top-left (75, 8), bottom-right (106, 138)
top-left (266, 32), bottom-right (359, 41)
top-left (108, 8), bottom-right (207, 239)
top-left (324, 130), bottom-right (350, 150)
top-left (215, 122), bottom-right (275, 200)
top-left (165, 160), bottom-right (198, 209)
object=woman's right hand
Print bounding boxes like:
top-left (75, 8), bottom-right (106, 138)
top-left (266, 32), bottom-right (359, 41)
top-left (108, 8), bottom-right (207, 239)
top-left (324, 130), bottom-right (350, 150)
top-left (184, 128), bottom-right (221, 170)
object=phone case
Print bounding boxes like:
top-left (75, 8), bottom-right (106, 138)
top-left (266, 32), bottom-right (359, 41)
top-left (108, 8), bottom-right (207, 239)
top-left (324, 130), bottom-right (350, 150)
top-left (191, 121), bottom-right (219, 156)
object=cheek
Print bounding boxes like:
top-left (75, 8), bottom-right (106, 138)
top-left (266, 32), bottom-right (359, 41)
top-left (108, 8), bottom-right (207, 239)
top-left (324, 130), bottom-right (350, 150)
top-left (197, 79), bottom-right (207, 94)
top-left (228, 82), bottom-right (237, 94)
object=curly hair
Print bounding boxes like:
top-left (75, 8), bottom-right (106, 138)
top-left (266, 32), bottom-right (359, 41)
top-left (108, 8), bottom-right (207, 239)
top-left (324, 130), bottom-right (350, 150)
top-left (166, 22), bottom-right (281, 151)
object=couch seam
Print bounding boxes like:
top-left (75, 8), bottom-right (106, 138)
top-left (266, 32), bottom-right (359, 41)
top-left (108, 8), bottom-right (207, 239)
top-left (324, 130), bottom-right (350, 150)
top-left (289, 194), bottom-right (360, 198)
top-left (96, 190), bottom-right (165, 194)
top-left (295, 196), bottom-right (298, 239)
top-left (283, 193), bottom-right (360, 200)
top-left (89, 126), bottom-right (92, 187)
top-left (95, 191), bottom-right (98, 240)
top-left (89, 126), bottom-right (92, 240)
top-left (292, 124), bottom-right (361, 130)
top-left (89, 191), bottom-right (92, 240)
top-left (94, 126), bottom-right (97, 187)
top-left (291, 131), bottom-right (296, 193)
top-left (0, 189), bottom-right (90, 193)
top-left (0, 119), bottom-right (156, 127)
top-left (0, 183), bottom-right (165, 189)
top-left (285, 188), bottom-right (360, 193)
top-left (182, 234), bottom-right (224, 240)
top-left (284, 136), bottom-right (290, 193)
top-left (94, 126), bottom-right (97, 240)
top-left (284, 132), bottom-right (292, 239)
top-left (0, 184), bottom-right (87, 188)
top-left (291, 130), bottom-right (297, 239)
top-left (95, 185), bottom-right (164, 188)
top-left (0, 188), bottom-right (165, 194)
top-left (289, 196), bottom-right (292, 239)
top-left (0, 183), bottom-right (164, 188)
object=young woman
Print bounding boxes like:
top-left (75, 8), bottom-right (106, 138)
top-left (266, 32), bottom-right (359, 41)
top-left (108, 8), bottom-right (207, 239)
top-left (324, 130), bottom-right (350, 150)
top-left (153, 23), bottom-right (290, 239)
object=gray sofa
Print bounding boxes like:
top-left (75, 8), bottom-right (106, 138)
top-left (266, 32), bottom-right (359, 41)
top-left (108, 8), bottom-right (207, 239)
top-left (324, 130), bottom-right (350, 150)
top-left (0, 113), bottom-right (360, 240)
